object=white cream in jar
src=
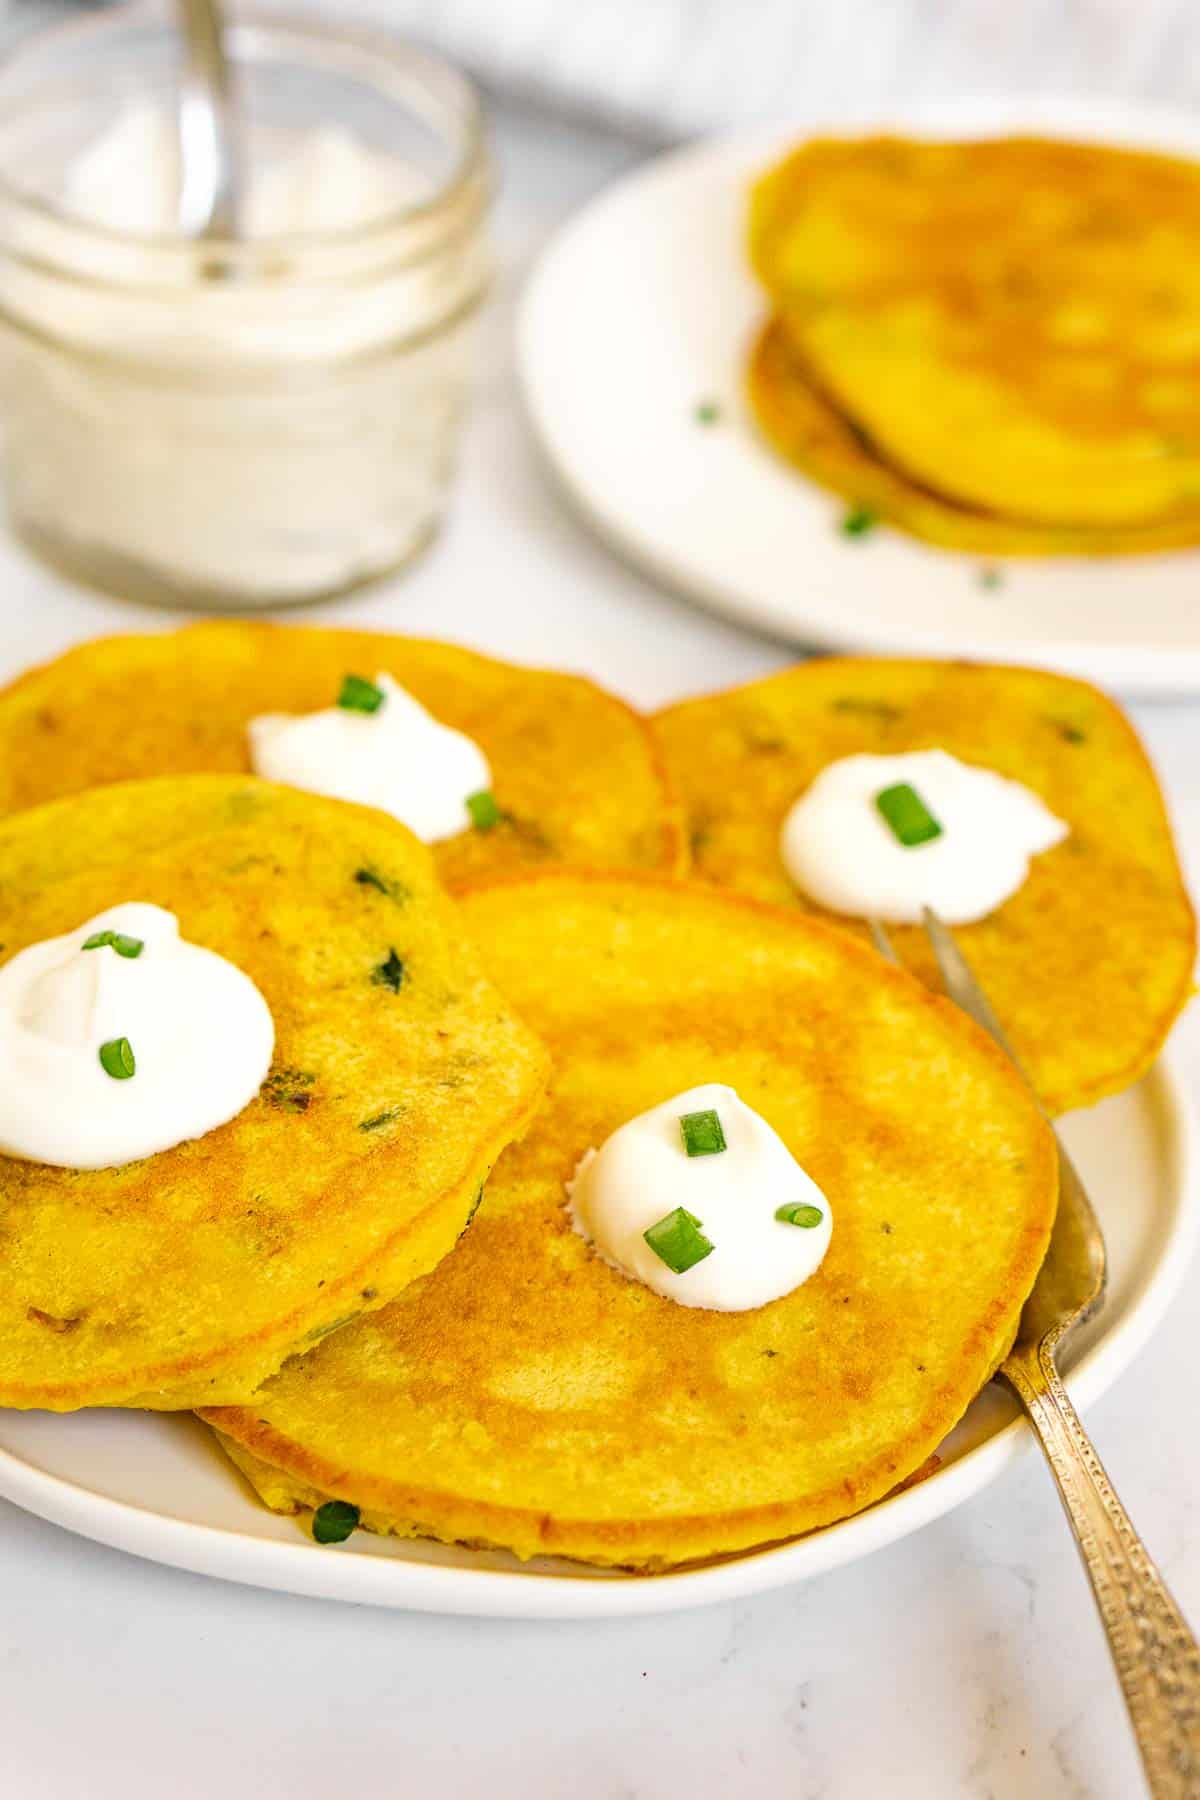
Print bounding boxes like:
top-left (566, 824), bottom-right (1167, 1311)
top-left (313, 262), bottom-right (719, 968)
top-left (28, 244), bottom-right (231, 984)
top-left (0, 17), bottom-right (490, 608)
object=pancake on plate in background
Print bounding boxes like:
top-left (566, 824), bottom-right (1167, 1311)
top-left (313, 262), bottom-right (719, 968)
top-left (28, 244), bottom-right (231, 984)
top-left (0, 622), bottom-right (686, 885)
top-left (747, 134), bottom-right (1200, 551)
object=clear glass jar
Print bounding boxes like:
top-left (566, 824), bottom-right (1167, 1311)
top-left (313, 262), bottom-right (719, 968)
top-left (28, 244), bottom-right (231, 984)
top-left (0, 7), bottom-right (491, 609)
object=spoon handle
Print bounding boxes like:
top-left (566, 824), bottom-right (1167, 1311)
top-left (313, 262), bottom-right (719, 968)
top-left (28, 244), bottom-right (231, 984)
top-left (1002, 1338), bottom-right (1200, 1797)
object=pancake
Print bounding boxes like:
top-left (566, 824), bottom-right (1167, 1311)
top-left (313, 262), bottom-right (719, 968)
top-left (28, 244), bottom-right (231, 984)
top-left (204, 874), bottom-right (1056, 1570)
top-left (748, 318), bottom-right (1200, 556)
top-left (654, 659), bottom-right (1195, 1115)
top-left (0, 622), bottom-right (685, 884)
top-left (751, 135), bottom-right (1200, 531)
top-left (0, 776), bottom-right (548, 1411)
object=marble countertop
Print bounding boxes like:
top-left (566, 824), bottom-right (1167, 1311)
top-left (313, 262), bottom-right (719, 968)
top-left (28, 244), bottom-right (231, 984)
top-left (1, 105), bottom-right (1198, 1800)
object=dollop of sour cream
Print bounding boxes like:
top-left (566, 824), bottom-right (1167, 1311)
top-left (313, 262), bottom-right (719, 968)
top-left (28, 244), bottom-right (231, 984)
top-left (780, 750), bottom-right (1068, 925)
top-left (567, 1083), bottom-right (832, 1312)
top-left (248, 673), bottom-right (491, 844)
top-left (0, 904), bottom-right (274, 1170)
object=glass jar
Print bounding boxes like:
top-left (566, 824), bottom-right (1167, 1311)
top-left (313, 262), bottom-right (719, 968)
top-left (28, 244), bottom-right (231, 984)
top-left (0, 7), bottom-right (491, 609)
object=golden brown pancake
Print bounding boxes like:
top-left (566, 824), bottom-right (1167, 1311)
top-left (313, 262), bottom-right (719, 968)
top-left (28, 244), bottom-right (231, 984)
top-left (205, 874), bottom-right (1056, 1570)
top-left (748, 318), bottom-right (1200, 556)
top-left (751, 135), bottom-right (1200, 532)
top-left (653, 658), bottom-right (1195, 1114)
top-left (0, 622), bottom-right (685, 885)
top-left (0, 776), bottom-right (548, 1411)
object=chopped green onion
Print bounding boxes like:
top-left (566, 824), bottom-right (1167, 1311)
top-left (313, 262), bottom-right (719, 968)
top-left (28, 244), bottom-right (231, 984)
top-left (354, 865), bottom-right (407, 901)
top-left (358, 1107), bottom-right (400, 1133)
top-left (99, 1037), bottom-right (135, 1080)
top-left (312, 1500), bottom-right (360, 1544)
top-left (840, 505), bottom-right (877, 539)
top-left (694, 399), bottom-right (721, 425)
top-left (775, 1202), bottom-right (824, 1229)
top-left (875, 782), bottom-right (943, 847)
top-left (466, 789), bottom-right (501, 831)
top-left (977, 564), bottom-right (1005, 591)
top-left (337, 674), bottom-right (385, 714)
top-left (679, 1108), bottom-right (726, 1158)
top-left (643, 1206), bottom-right (714, 1275)
top-left (372, 948), bottom-right (405, 993)
top-left (82, 929), bottom-right (144, 958)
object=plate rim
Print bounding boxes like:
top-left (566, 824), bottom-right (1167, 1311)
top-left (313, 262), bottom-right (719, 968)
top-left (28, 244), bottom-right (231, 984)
top-left (516, 94), bottom-right (1200, 698)
top-left (0, 1054), bottom-right (1194, 1619)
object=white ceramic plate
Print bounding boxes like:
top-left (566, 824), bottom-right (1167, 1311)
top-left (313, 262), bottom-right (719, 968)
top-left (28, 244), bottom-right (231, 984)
top-left (518, 98), bottom-right (1200, 697)
top-left (0, 1058), bottom-right (1193, 1618)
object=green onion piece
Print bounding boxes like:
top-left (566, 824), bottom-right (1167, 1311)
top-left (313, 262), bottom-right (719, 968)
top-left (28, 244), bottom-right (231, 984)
top-left (312, 1500), bottom-right (360, 1545)
top-left (372, 948), bottom-right (405, 993)
top-left (775, 1202), bottom-right (824, 1229)
top-left (840, 505), bottom-right (877, 538)
top-left (337, 674), bottom-right (385, 714)
top-left (679, 1108), bottom-right (727, 1158)
top-left (466, 789), bottom-right (501, 831)
top-left (875, 782), bottom-right (943, 847)
top-left (695, 399), bottom-right (721, 425)
top-left (643, 1206), bottom-right (714, 1274)
top-left (977, 564), bottom-right (1005, 590)
top-left (83, 930), bottom-right (144, 957)
top-left (99, 1037), bottom-right (136, 1080)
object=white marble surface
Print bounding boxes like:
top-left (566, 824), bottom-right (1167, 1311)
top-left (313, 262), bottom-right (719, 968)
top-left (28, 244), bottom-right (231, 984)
top-left (0, 105), bottom-right (1198, 1800)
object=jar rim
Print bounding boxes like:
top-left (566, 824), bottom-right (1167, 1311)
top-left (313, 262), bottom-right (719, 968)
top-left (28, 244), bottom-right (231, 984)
top-left (0, 3), bottom-right (489, 258)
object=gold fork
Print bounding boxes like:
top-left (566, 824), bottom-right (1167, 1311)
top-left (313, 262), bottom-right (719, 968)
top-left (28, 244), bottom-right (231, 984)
top-left (870, 908), bottom-right (1200, 1798)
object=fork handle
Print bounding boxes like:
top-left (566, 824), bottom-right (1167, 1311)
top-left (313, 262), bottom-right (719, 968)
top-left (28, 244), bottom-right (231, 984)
top-left (1002, 1339), bottom-right (1200, 1796)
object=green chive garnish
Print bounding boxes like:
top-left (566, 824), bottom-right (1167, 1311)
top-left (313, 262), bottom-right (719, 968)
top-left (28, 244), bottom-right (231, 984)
top-left (695, 399), bottom-right (721, 425)
top-left (680, 1108), bottom-right (726, 1158)
top-left (312, 1500), bottom-right (360, 1545)
top-left (875, 782), bottom-right (943, 847)
top-left (372, 948), bottom-right (405, 993)
top-left (840, 505), bottom-right (877, 539)
top-left (82, 930), bottom-right (144, 958)
top-left (99, 1037), bottom-right (135, 1080)
top-left (643, 1206), bottom-right (714, 1275)
top-left (978, 564), bottom-right (1005, 590)
top-left (337, 674), bottom-right (385, 714)
top-left (466, 790), bottom-right (501, 831)
top-left (775, 1202), bottom-right (824, 1229)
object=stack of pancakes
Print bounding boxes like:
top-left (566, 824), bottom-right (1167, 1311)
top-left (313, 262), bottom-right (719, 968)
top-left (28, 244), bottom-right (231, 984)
top-left (748, 135), bottom-right (1200, 555)
top-left (0, 624), bottom-right (1191, 1570)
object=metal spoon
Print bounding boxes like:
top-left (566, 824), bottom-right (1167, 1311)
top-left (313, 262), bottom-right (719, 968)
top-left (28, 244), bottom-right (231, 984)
top-left (175, 0), bottom-right (240, 237)
top-left (872, 909), bottom-right (1200, 1796)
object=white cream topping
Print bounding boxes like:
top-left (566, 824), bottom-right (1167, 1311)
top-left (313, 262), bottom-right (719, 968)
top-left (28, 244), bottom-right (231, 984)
top-left (779, 750), bottom-right (1068, 925)
top-left (567, 1083), bottom-right (832, 1312)
top-left (248, 672), bottom-right (492, 843)
top-left (0, 903), bottom-right (274, 1170)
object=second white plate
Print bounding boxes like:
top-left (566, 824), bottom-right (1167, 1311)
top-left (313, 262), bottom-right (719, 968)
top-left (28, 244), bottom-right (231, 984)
top-left (518, 97), bottom-right (1200, 697)
top-left (0, 1058), bottom-right (1193, 1618)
